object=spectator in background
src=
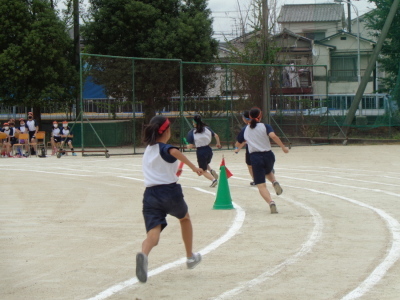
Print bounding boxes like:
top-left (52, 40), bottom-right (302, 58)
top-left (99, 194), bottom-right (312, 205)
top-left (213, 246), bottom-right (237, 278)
top-left (1, 122), bottom-right (13, 157)
top-left (8, 120), bottom-right (18, 151)
top-left (26, 112), bottom-right (39, 156)
top-left (60, 121), bottom-right (77, 156)
top-left (51, 121), bottom-right (62, 155)
top-left (17, 118), bottom-right (29, 156)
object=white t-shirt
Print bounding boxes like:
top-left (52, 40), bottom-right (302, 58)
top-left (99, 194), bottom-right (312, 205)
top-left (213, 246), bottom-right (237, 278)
top-left (61, 127), bottom-right (70, 136)
top-left (186, 127), bottom-right (215, 147)
top-left (142, 143), bottom-right (179, 187)
top-left (26, 119), bottom-right (37, 131)
top-left (237, 123), bottom-right (274, 153)
top-left (52, 127), bottom-right (61, 137)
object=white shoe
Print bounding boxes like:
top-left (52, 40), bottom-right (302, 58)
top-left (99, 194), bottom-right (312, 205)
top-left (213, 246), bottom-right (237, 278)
top-left (187, 253), bottom-right (202, 269)
top-left (273, 181), bottom-right (283, 195)
top-left (270, 201), bottom-right (278, 214)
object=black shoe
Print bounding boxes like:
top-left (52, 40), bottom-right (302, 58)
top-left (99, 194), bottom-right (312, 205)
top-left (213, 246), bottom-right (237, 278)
top-left (250, 182), bottom-right (256, 186)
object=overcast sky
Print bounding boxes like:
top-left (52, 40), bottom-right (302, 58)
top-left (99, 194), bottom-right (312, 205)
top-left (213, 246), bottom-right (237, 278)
top-left (208, 0), bottom-right (376, 40)
top-left (59, 0), bottom-right (376, 41)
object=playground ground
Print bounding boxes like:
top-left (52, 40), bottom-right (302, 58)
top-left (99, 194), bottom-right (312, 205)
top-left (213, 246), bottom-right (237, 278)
top-left (1, 144), bottom-right (400, 300)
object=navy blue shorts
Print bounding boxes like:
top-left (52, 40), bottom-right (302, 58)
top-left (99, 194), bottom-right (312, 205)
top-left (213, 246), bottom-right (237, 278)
top-left (142, 183), bottom-right (188, 232)
top-left (196, 146), bottom-right (213, 171)
top-left (245, 147), bottom-right (251, 166)
top-left (10, 137), bottom-right (17, 146)
top-left (62, 138), bottom-right (73, 144)
top-left (250, 151), bottom-right (275, 185)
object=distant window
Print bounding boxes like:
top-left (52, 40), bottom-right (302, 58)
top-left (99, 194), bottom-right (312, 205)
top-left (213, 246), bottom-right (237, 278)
top-left (331, 56), bottom-right (357, 80)
top-left (304, 32), bottom-right (325, 40)
top-left (340, 36), bottom-right (347, 40)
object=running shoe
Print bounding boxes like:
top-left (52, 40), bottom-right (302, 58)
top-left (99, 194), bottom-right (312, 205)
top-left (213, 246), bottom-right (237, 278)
top-left (250, 182), bottom-right (256, 186)
top-left (187, 253), bottom-right (202, 269)
top-left (273, 181), bottom-right (283, 195)
top-left (210, 179), bottom-right (218, 187)
top-left (136, 252), bottom-right (148, 283)
top-left (210, 169), bottom-right (218, 180)
top-left (269, 201), bottom-right (278, 214)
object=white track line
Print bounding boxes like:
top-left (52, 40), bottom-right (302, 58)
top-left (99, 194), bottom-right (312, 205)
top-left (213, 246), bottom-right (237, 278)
top-left (285, 185), bottom-right (400, 300)
top-left (224, 177), bottom-right (400, 299)
top-left (213, 195), bottom-right (323, 300)
top-left (6, 168), bottom-right (92, 176)
top-left (281, 175), bottom-right (400, 198)
top-left (86, 187), bottom-right (245, 300)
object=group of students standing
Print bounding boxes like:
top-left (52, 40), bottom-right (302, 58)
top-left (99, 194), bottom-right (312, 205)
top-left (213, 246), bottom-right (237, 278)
top-left (0, 112), bottom-right (76, 157)
top-left (136, 107), bottom-right (289, 283)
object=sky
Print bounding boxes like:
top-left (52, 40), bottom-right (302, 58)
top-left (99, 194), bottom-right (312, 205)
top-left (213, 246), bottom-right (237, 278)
top-left (208, 0), bottom-right (376, 40)
top-left (58, 0), bottom-right (376, 41)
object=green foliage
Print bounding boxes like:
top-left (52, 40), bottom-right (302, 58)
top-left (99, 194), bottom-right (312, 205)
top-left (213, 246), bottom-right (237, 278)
top-left (0, 0), bottom-right (78, 113)
top-left (83, 0), bottom-right (218, 122)
top-left (365, 1), bottom-right (400, 95)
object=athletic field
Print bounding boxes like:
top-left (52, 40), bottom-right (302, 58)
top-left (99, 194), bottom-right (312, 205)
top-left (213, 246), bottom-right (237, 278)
top-left (1, 145), bottom-right (400, 300)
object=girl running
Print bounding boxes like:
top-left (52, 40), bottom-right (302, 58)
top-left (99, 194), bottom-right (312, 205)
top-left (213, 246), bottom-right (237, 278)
top-left (235, 111), bottom-right (275, 186)
top-left (136, 116), bottom-right (203, 283)
top-left (234, 111), bottom-right (255, 185)
top-left (186, 115), bottom-right (221, 187)
top-left (237, 107), bottom-right (289, 213)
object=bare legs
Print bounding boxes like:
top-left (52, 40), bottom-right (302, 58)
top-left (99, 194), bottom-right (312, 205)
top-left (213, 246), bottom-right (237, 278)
top-left (179, 213), bottom-right (193, 258)
top-left (256, 183), bottom-right (273, 205)
top-left (141, 213), bottom-right (194, 258)
top-left (247, 165), bottom-right (254, 181)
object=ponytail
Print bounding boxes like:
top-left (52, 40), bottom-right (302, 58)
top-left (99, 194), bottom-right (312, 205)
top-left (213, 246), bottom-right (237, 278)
top-left (143, 116), bottom-right (170, 145)
top-left (193, 115), bottom-right (207, 133)
top-left (249, 107), bottom-right (262, 129)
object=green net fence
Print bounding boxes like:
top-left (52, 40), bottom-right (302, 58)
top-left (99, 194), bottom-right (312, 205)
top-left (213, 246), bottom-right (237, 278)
top-left (77, 53), bottom-right (335, 154)
top-left (2, 54), bottom-right (399, 155)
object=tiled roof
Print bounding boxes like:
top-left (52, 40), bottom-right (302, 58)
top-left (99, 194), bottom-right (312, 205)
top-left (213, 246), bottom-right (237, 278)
top-left (278, 3), bottom-right (345, 23)
top-left (273, 28), bottom-right (313, 42)
top-left (319, 30), bottom-right (376, 44)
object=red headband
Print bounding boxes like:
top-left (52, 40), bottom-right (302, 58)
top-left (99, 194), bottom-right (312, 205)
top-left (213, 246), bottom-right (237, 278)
top-left (158, 119), bottom-right (170, 134)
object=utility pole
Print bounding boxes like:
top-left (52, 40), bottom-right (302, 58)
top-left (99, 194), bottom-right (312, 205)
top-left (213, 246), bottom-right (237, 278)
top-left (262, 0), bottom-right (271, 123)
top-left (73, 0), bottom-right (80, 117)
top-left (347, 0), bottom-right (352, 33)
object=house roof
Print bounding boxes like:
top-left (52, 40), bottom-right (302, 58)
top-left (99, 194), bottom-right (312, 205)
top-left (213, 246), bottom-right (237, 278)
top-left (319, 30), bottom-right (376, 44)
top-left (273, 28), bottom-right (313, 42)
top-left (278, 3), bottom-right (345, 23)
top-left (314, 41), bottom-right (336, 50)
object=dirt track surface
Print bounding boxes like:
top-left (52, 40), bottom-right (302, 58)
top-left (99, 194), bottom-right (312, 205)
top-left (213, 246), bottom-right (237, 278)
top-left (1, 145), bottom-right (400, 300)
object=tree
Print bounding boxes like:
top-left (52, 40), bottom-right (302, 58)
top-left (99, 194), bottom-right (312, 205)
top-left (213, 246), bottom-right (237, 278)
top-left (0, 0), bottom-right (78, 123)
top-left (219, 0), bottom-right (280, 109)
top-left (82, 0), bottom-right (218, 121)
top-left (365, 0), bottom-right (400, 102)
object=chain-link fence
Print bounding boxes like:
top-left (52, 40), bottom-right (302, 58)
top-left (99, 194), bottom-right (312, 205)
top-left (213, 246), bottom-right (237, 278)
top-left (2, 54), bottom-right (399, 154)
